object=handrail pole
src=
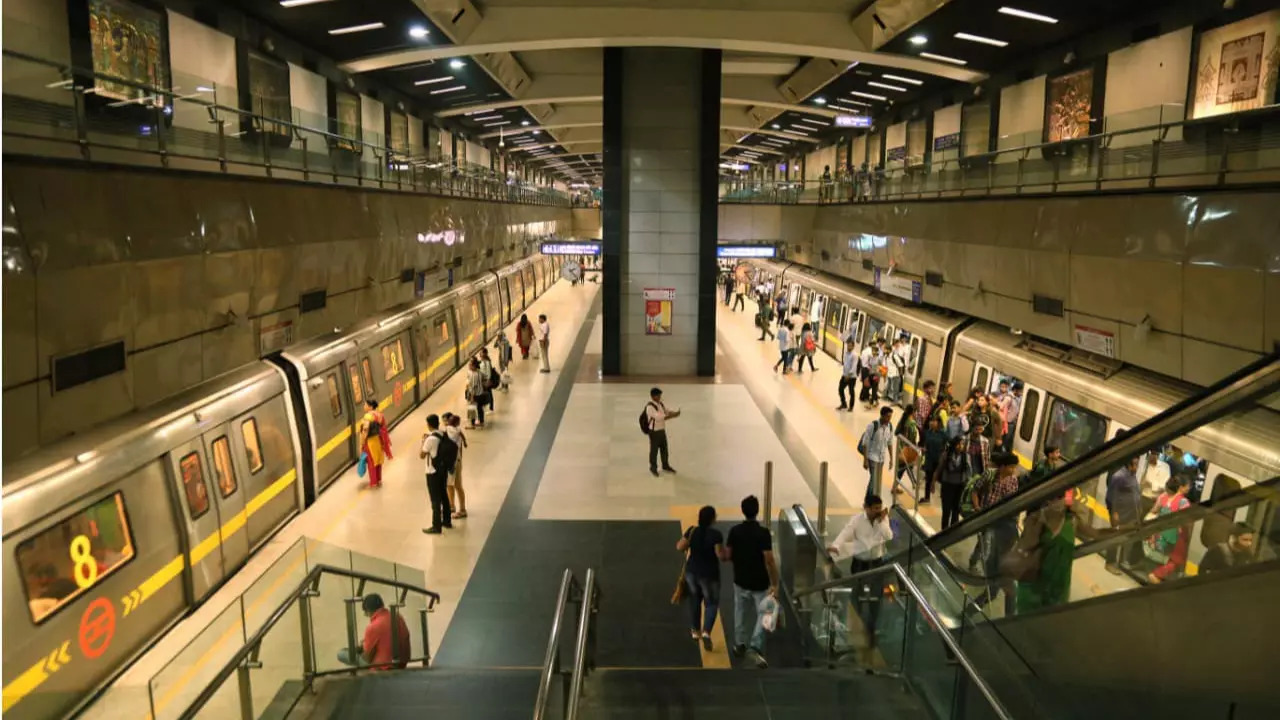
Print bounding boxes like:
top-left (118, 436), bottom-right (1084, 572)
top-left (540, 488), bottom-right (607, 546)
top-left (816, 461), bottom-right (829, 537)
top-left (566, 568), bottom-right (598, 719)
top-left (763, 461), bottom-right (774, 527)
top-left (343, 597), bottom-right (361, 670)
top-left (533, 569), bottom-right (575, 720)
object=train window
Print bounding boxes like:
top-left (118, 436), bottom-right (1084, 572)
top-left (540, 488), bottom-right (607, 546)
top-left (434, 314), bottom-right (450, 343)
top-left (826, 302), bottom-right (840, 328)
top-left (241, 419), bottom-right (264, 474)
top-left (866, 317), bottom-right (885, 342)
top-left (211, 437), bottom-right (239, 498)
top-left (179, 452), bottom-right (211, 520)
top-left (1019, 389), bottom-right (1041, 442)
top-left (974, 367), bottom-right (990, 396)
top-left (1043, 398), bottom-right (1108, 462)
top-left (325, 374), bottom-right (342, 417)
top-left (361, 358), bottom-right (374, 395)
top-left (348, 365), bottom-right (364, 404)
top-left (381, 339), bottom-right (406, 381)
top-left (469, 296), bottom-right (480, 321)
top-left (16, 492), bottom-right (136, 624)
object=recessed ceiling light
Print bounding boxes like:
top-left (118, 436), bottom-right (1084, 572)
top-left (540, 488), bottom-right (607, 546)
top-left (532, 130), bottom-right (541, 135)
top-left (868, 81), bottom-right (907, 92)
top-left (474, 114), bottom-right (502, 121)
top-left (813, 96), bottom-right (827, 105)
top-left (919, 52), bottom-right (967, 65)
top-left (954, 32), bottom-right (1008, 47)
top-left (449, 59), bottom-right (465, 69)
top-left (998, 6), bottom-right (1058, 23)
top-left (408, 26), bottom-right (429, 39)
top-left (882, 74), bottom-right (923, 86)
top-left (414, 76), bottom-right (453, 86)
top-left (429, 85), bottom-right (466, 94)
top-left (782, 130), bottom-right (809, 137)
top-left (280, 0), bottom-right (335, 6)
top-left (521, 120), bottom-right (530, 126)
top-left (771, 123), bottom-right (781, 129)
top-left (328, 22), bottom-right (385, 35)
top-left (851, 90), bottom-right (887, 101)
top-left (908, 34), bottom-right (927, 46)
top-left (829, 103), bottom-right (866, 113)
top-left (798, 119), bottom-right (830, 127)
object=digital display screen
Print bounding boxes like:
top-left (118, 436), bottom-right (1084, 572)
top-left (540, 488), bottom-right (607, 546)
top-left (835, 115), bottom-right (872, 128)
top-left (541, 242), bottom-right (601, 256)
top-left (717, 245), bottom-right (777, 258)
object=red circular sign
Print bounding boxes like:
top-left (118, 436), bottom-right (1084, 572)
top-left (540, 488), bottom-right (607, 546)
top-left (78, 597), bottom-right (116, 659)
top-left (393, 381), bottom-right (404, 405)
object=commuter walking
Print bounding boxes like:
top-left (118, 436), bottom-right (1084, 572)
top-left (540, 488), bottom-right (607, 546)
top-left (858, 407), bottom-right (895, 500)
top-left (537, 314), bottom-right (551, 373)
top-left (466, 359), bottom-right (487, 428)
top-left (966, 420), bottom-right (992, 476)
top-left (757, 301), bottom-right (775, 342)
top-left (725, 495), bottom-right (779, 668)
top-left (934, 437), bottom-right (971, 529)
top-left (827, 495), bottom-right (893, 647)
top-left (444, 413), bottom-right (469, 519)
top-left (797, 323), bottom-right (818, 374)
top-left (1105, 456), bottom-right (1143, 574)
top-left (478, 348), bottom-right (496, 412)
top-left (773, 322), bottom-right (793, 374)
top-left (677, 506), bottom-right (725, 651)
top-left (644, 387), bottom-right (680, 477)
top-left (358, 400), bottom-right (393, 489)
top-left (420, 414), bottom-right (457, 534)
top-left (837, 339), bottom-right (859, 411)
top-left (722, 273), bottom-right (734, 306)
top-left (733, 280), bottom-right (746, 312)
top-left (914, 380), bottom-right (937, 428)
top-left (495, 332), bottom-right (513, 372)
top-left (920, 415), bottom-right (948, 505)
top-left (893, 411), bottom-right (920, 494)
top-left (516, 314), bottom-right (534, 359)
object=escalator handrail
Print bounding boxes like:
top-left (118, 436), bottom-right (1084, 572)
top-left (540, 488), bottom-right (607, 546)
top-left (925, 354), bottom-right (1280, 553)
top-left (796, 562), bottom-right (1014, 720)
top-left (534, 569), bottom-right (577, 720)
top-left (178, 564), bottom-right (441, 719)
top-left (790, 503), bottom-right (842, 579)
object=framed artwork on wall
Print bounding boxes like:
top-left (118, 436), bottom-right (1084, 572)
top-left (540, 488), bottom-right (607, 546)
top-left (1044, 63), bottom-right (1105, 143)
top-left (327, 85), bottom-right (361, 153)
top-left (1189, 11), bottom-right (1280, 120)
top-left (68, 0), bottom-right (171, 121)
top-left (236, 42), bottom-right (293, 148)
top-left (387, 110), bottom-right (409, 155)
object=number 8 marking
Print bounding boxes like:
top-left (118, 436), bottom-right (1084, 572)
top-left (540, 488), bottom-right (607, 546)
top-left (71, 534), bottom-right (97, 588)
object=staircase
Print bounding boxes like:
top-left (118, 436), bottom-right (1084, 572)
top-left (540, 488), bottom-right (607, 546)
top-left (289, 668), bottom-right (543, 720)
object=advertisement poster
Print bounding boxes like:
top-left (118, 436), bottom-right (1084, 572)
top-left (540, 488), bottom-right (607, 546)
top-left (1191, 11), bottom-right (1280, 119)
top-left (643, 288), bottom-right (674, 335)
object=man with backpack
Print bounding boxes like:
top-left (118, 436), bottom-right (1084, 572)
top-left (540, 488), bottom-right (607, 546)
top-left (420, 414), bottom-right (458, 535)
top-left (858, 406), bottom-right (895, 501)
top-left (642, 387), bottom-right (680, 477)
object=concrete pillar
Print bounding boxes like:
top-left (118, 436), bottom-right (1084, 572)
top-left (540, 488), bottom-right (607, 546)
top-left (601, 48), bottom-right (720, 376)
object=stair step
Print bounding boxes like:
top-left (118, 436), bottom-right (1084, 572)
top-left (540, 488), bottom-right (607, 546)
top-left (325, 667), bottom-right (543, 720)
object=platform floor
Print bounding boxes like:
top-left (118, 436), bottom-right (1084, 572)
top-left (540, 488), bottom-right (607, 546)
top-left (91, 280), bottom-right (1138, 719)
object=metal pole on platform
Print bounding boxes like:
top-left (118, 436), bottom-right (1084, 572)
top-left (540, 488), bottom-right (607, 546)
top-left (817, 461), bottom-right (829, 537)
top-left (762, 461), bottom-right (774, 525)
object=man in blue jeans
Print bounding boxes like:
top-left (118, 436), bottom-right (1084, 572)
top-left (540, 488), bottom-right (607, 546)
top-left (724, 495), bottom-right (779, 669)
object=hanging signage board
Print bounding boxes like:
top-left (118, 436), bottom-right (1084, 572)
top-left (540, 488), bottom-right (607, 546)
top-left (541, 241), bottom-right (601, 256)
top-left (835, 115), bottom-right (873, 128)
top-left (1073, 324), bottom-right (1116, 358)
top-left (873, 268), bottom-right (922, 304)
top-left (643, 288), bottom-right (674, 335)
top-left (716, 245), bottom-right (777, 259)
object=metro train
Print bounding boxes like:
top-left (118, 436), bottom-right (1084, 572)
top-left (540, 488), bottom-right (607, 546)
top-left (748, 258), bottom-right (1280, 556)
top-left (0, 255), bottom-right (560, 720)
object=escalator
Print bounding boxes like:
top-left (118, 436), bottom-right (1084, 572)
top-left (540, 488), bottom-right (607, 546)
top-left (778, 355), bottom-right (1280, 719)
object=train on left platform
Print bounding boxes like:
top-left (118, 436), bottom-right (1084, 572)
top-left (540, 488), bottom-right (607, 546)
top-left (0, 255), bottom-right (560, 720)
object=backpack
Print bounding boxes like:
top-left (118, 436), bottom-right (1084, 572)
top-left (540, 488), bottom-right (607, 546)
top-left (431, 431), bottom-right (458, 475)
top-left (804, 334), bottom-right (816, 353)
top-left (488, 366), bottom-right (500, 389)
top-left (638, 402), bottom-right (656, 435)
top-left (960, 470), bottom-right (993, 517)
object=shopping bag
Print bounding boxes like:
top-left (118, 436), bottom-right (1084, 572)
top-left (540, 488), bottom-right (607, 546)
top-left (356, 452), bottom-right (368, 478)
top-left (759, 595), bottom-right (780, 633)
top-left (501, 370), bottom-right (513, 389)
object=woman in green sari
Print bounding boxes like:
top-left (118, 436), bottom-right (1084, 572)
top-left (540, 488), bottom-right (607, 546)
top-left (1015, 494), bottom-right (1098, 613)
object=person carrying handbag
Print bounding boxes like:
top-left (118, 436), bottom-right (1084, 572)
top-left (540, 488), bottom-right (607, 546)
top-left (1012, 494), bottom-right (1094, 614)
top-left (675, 506), bottom-right (726, 651)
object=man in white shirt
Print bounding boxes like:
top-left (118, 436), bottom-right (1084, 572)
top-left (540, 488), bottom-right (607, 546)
top-left (773, 322), bottom-right (793, 374)
top-left (419, 414), bottom-right (452, 534)
top-left (859, 407), bottom-right (895, 499)
top-left (537, 314), bottom-right (551, 373)
top-left (1138, 448), bottom-right (1171, 517)
top-left (837, 339), bottom-right (860, 411)
top-left (827, 494), bottom-right (894, 648)
top-left (644, 387), bottom-right (679, 477)
top-left (885, 338), bottom-right (903, 403)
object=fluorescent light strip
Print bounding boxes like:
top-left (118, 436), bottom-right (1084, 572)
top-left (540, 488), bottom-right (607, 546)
top-left (474, 115), bottom-right (502, 121)
top-left (281, 0), bottom-right (334, 6)
top-left (414, 76), bottom-right (454, 86)
top-left (867, 81), bottom-right (906, 92)
top-left (429, 85), bottom-right (466, 95)
top-left (797, 118), bottom-right (831, 126)
top-left (781, 131), bottom-right (809, 138)
top-left (483, 121), bottom-right (511, 127)
top-left (787, 125), bottom-right (812, 132)
top-left (328, 22), bottom-right (385, 35)
top-left (998, 6), bottom-right (1057, 23)
top-left (954, 32), bottom-right (1008, 47)
top-left (919, 52), bottom-right (967, 66)
top-left (882, 74), bottom-right (923, 86)
top-left (829, 103), bottom-right (867, 113)
top-left (851, 91), bottom-right (887, 101)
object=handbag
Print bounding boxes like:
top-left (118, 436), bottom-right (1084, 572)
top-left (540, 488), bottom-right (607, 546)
top-left (670, 555), bottom-right (689, 605)
top-left (999, 512), bottom-right (1044, 582)
top-left (356, 451), bottom-right (368, 478)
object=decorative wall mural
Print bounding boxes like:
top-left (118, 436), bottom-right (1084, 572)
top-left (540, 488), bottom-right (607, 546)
top-left (333, 90), bottom-right (361, 152)
top-left (87, 0), bottom-right (168, 106)
top-left (1191, 11), bottom-right (1280, 119)
top-left (247, 50), bottom-right (291, 140)
top-left (1046, 68), bottom-right (1094, 143)
top-left (389, 112), bottom-right (409, 154)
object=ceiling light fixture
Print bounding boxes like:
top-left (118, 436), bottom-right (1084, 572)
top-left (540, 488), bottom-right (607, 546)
top-left (881, 74), bottom-right (923, 86)
top-left (771, 123), bottom-right (781, 129)
top-left (280, 0), bottom-right (335, 7)
top-left (867, 81), bottom-right (907, 92)
top-left (954, 32), bottom-right (1009, 47)
top-left (919, 52), bottom-right (968, 65)
top-left (328, 22), bottom-right (385, 35)
top-left (408, 26), bottom-right (429, 39)
top-left (521, 120), bottom-right (530, 126)
top-left (474, 114), bottom-right (502, 121)
top-left (908, 34), bottom-right (927, 46)
top-left (484, 121), bottom-right (511, 127)
top-left (429, 85), bottom-right (466, 94)
top-left (449, 59), bottom-right (465, 69)
top-left (829, 103), bottom-right (866, 113)
top-left (998, 6), bottom-right (1058, 23)
top-left (414, 76), bottom-right (453, 86)
top-left (851, 90), bottom-right (887, 101)
top-left (813, 96), bottom-right (827, 105)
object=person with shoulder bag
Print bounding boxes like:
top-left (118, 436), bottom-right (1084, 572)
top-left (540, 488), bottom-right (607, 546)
top-left (420, 414), bottom-right (457, 534)
top-left (675, 506), bottom-right (726, 651)
top-left (465, 358), bottom-right (487, 428)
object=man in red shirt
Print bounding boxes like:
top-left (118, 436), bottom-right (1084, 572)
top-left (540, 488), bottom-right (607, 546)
top-left (338, 593), bottom-right (412, 670)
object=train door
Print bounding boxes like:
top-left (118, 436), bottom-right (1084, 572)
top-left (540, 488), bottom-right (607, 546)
top-left (971, 362), bottom-right (993, 397)
top-left (511, 272), bottom-right (525, 313)
top-left (1012, 383), bottom-right (1046, 465)
top-left (201, 428), bottom-right (250, 573)
top-left (501, 276), bottom-right (514, 322)
top-left (809, 293), bottom-right (825, 328)
top-left (167, 440), bottom-right (224, 598)
top-left (787, 284), bottom-right (801, 312)
top-left (823, 300), bottom-right (844, 357)
top-left (904, 335), bottom-right (924, 398)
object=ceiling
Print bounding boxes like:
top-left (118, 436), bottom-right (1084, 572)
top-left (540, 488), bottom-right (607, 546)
top-left (230, 0), bottom-right (1206, 184)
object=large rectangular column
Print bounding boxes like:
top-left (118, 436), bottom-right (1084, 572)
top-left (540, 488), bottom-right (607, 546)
top-left (602, 47), bottom-right (720, 377)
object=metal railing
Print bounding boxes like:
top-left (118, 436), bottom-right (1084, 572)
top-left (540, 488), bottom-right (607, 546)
top-left (720, 104), bottom-right (1280, 204)
top-left (175, 562), bottom-right (440, 720)
top-left (2, 48), bottom-right (570, 206)
top-left (533, 568), bottom-right (601, 720)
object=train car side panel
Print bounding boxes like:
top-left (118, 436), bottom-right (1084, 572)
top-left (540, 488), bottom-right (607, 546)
top-left (311, 362), bottom-right (357, 490)
top-left (234, 398), bottom-right (300, 549)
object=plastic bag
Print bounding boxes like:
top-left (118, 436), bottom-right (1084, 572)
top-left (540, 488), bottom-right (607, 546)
top-left (758, 595), bottom-right (780, 633)
top-left (356, 452), bottom-right (368, 478)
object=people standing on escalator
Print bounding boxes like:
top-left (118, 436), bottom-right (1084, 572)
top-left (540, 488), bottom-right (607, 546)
top-left (1147, 475), bottom-right (1192, 584)
top-left (827, 495), bottom-right (893, 648)
top-left (358, 400), bottom-right (392, 489)
top-left (725, 495), bottom-right (779, 669)
top-left (933, 436), bottom-right (971, 527)
top-left (516, 314), bottom-right (534, 359)
top-left (1104, 456), bottom-right (1144, 575)
top-left (971, 453), bottom-right (1022, 618)
top-left (920, 415), bottom-right (948, 505)
top-left (677, 506), bottom-right (725, 651)
top-left (1199, 524), bottom-right (1257, 574)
